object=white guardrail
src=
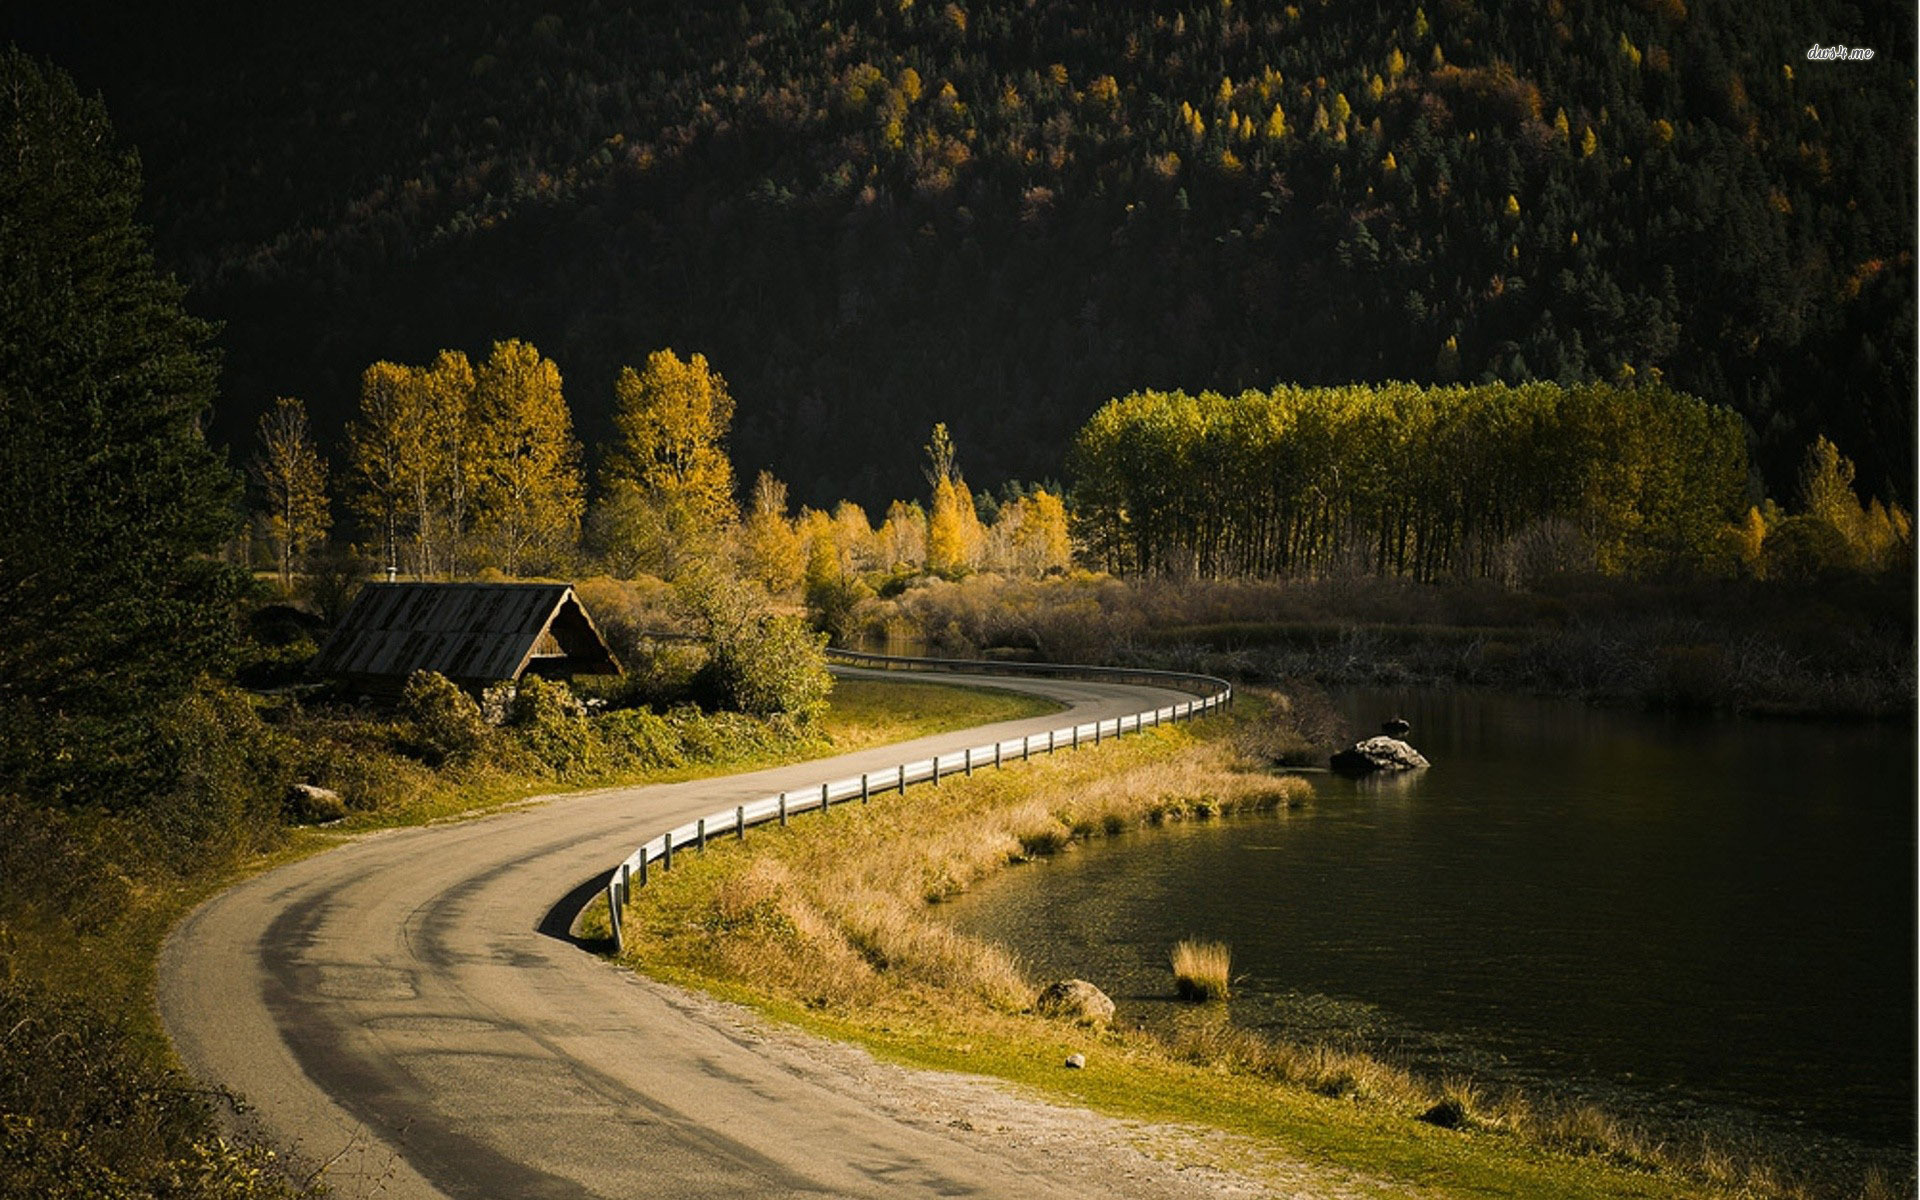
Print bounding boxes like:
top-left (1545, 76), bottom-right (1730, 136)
top-left (600, 650), bottom-right (1233, 953)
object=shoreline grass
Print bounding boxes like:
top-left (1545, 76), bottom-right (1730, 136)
top-left (1170, 939), bottom-right (1231, 1002)
top-left (604, 690), bottom-right (1903, 1200)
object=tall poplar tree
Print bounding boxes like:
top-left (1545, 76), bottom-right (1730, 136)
top-left (347, 360), bottom-right (419, 577)
top-left (590, 348), bottom-right (737, 579)
top-left (472, 339), bottom-right (583, 576)
top-left (0, 49), bottom-right (244, 803)
top-left (251, 396), bottom-right (331, 591)
top-left (416, 349), bottom-right (478, 576)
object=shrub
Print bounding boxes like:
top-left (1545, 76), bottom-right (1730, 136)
top-left (399, 670), bottom-right (492, 765)
top-left (0, 975), bottom-right (310, 1199)
top-left (508, 676), bottom-right (602, 779)
top-left (597, 707), bottom-right (687, 771)
top-left (679, 568), bottom-right (834, 720)
top-left (701, 612), bottom-right (833, 720)
top-left (1762, 514), bottom-right (1854, 580)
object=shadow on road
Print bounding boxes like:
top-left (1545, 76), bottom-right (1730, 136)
top-left (538, 870), bottom-right (617, 954)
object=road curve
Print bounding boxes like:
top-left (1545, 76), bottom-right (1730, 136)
top-left (160, 671), bottom-right (1208, 1199)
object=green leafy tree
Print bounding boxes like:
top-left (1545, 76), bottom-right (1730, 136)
top-left (0, 49), bottom-right (245, 804)
top-left (678, 567), bottom-right (831, 719)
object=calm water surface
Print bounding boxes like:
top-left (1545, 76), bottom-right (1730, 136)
top-left (942, 688), bottom-right (1916, 1163)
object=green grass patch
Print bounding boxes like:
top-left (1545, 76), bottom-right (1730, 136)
top-left (817, 677), bottom-right (1061, 751)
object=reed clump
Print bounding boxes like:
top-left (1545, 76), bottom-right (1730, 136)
top-left (1170, 939), bottom-right (1232, 1002)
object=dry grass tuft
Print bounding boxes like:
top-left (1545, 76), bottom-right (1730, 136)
top-left (1170, 939), bottom-right (1232, 1002)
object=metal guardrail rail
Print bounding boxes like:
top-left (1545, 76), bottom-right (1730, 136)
top-left (599, 651), bottom-right (1234, 953)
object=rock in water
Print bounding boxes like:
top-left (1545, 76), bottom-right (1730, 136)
top-left (1035, 979), bottom-right (1116, 1028)
top-left (1330, 736), bottom-right (1430, 774)
top-left (1381, 716), bottom-right (1411, 737)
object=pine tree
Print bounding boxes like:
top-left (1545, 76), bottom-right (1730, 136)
top-left (0, 50), bottom-right (245, 803)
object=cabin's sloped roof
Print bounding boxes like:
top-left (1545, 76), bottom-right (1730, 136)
top-left (311, 583), bottom-right (613, 684)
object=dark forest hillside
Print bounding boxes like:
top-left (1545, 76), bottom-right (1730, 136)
top-left (11, 0), bottom-right (1914, 511)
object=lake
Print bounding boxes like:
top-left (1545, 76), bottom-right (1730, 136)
top-left (941, 687), bottom-right (1916, 1174)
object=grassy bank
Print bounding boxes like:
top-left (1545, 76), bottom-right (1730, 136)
top-left (0, 673), bottom-right (1055, 1199)
top-left (605, 693), bottom-right (1894, 1200)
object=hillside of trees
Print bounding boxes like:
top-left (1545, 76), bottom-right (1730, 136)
top-left (12, 0), bottom-right (1914, 512)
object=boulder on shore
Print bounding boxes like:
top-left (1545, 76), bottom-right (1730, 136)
top-left (1035, 979), bottom-right (1116, 1029)
top-left (285, 783), bottom-right (347, 824)
top-left (1330, 736), bottom-right (1430, 774)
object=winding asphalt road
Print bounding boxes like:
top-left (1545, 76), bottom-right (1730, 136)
top-left (159, 671), bottom-right (1200, 1199)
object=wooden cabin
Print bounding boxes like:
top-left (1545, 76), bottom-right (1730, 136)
top-left (310, 582), bottom-right (621, 695)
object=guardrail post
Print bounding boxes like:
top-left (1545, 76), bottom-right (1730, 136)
top-left (994, 742), bottom-right (1002, 768)
top-left (736, 805), bottom-right (746, 839)
top-left (606, 879), bottom-right (623, 953)
top-left (898, 765), bottom-right (906, 794)
top-left (1048, 730), bottom-right (1055, 753)
top-left (779, 792), bottom-right (788, 826)
top-left (932, 755), bottom-right (941, 786)
top-left (821, 782), bottom-right (830, 813)
top-left (964, 747), bottom-right (972, 776)
top-left (1095, 720), bottom-right (1102, 745)
top-left (697, 818), bottom-right (707, 851)
top-left (620, 862), bottom-right (631, 898)
top-left (861, 773), bottom-right (870, 803)
top-left (639, 852), bottom-right (648, 887)
top-left (1023, 734), bottom-right (1030, 760)
top-left (1072, 725), bottom-right (1080, 750)
top-left (663, 835), bottom-right (674, 871)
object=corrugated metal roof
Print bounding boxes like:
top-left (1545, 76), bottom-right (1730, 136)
top-left (310, 583), bottom-right (618, 687)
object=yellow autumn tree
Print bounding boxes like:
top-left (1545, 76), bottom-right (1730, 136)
top-left (923, 423), bottom-right (984, 575)
top-left (877, 499), bottom-right (927, 572)
top-left (605, 349), bottom-right (737, 525)
top-left (927, 476), bottom-right (969, 574)
top-left (590, 348), bottom-right (738, 579)
top-left (798, 507), bottom-right (839, 591)
top-left (740, 470), bottom-right (805, 594)
top-left (251, 396), bottom-right (330, 591)
top-left (832, 500), bottom-right (877, 577)
top-left (1017, 487), bottom-right (1072, 573)
top-left (471, 339), bottom-right (583, 576)
top-left (1727, 505), bottom-right (1768, 576)
top-left (1789, 436), bottom-right (1913, 572)
top-left (414, 349), bottom-right (479, 577)
top-left (347, 360), bottom-right (422, 577)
